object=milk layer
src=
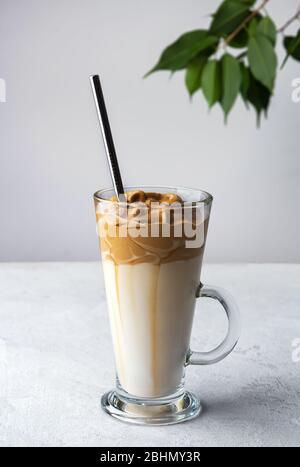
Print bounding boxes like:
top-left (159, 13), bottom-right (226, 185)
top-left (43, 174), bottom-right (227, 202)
top-left (102, 257), bottom-right (201, 398)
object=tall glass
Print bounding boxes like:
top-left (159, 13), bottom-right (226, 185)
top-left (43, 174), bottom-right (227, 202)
top-left (94, 186), bottom-right (240, 425)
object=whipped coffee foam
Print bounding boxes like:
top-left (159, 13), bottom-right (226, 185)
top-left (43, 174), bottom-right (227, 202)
top-left (96, 190), bottom-right (208, 265)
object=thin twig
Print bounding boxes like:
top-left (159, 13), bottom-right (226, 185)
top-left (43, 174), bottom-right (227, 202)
top-left (277, 6), bottom-right (300, 33)
top-left (222, 0), bottom-right (271, 49)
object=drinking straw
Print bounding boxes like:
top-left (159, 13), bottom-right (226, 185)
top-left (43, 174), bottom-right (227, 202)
top-left (90, 75), bottom-right (125, 199)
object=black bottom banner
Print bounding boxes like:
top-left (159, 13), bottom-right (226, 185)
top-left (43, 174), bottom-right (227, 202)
top-left (1, 446), bottom-right (296, 462)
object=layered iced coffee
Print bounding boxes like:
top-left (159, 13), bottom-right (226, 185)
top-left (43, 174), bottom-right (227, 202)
top-left (95, 189), bottom-right (209, 398)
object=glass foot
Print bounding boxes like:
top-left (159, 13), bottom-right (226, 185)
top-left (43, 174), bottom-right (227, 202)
top-left (101, 390), bottom-right (201, 426)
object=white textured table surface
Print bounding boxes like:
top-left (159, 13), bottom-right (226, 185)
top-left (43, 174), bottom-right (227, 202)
top-left (0, 262), bottom-right (299, 447)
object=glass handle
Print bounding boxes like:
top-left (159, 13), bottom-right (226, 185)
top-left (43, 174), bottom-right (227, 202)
top-left (187, 283), bottom-right (241, 365)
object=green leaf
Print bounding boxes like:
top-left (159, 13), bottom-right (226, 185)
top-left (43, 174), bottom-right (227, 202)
top-left (210, 1), bottom-right (250, 37)
top-left (185, 56), bottom-right (207, 96)
top-left (282, 29), bottom-right (300, 68)
top-left (247, 16), bottom-right (261, 36)
top-left (227, 27), bottom-right (248, 48)
top-left (248, 15), bottom-right (276, 44)
top-left (145, 30), bottom-right (218, 76)
top-left (233, 0), bottom-right (256, 4)
top-left (240, 62), bottom-right (250, 105)
top-left (257, 17), bottom-right (277, 45)
top-left (221, 54), bottom-right (241, 118)
top-left (248, 33), bottom-right (277, 91)
top-left (284, 34), bottom-right (300, 60)
top-left (201, 60), bottom-right (221, 107)
top-left (247, 71), bottom-right (271, 126)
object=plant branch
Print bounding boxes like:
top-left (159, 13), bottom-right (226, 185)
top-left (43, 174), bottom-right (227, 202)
top-left (221, 0), bottom-right (271, 48)
top-left (277, 6), bottom-right (300, 33)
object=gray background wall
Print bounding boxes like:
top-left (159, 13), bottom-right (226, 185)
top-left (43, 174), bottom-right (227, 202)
top-left (0, 0), bottom-right (299, 262)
